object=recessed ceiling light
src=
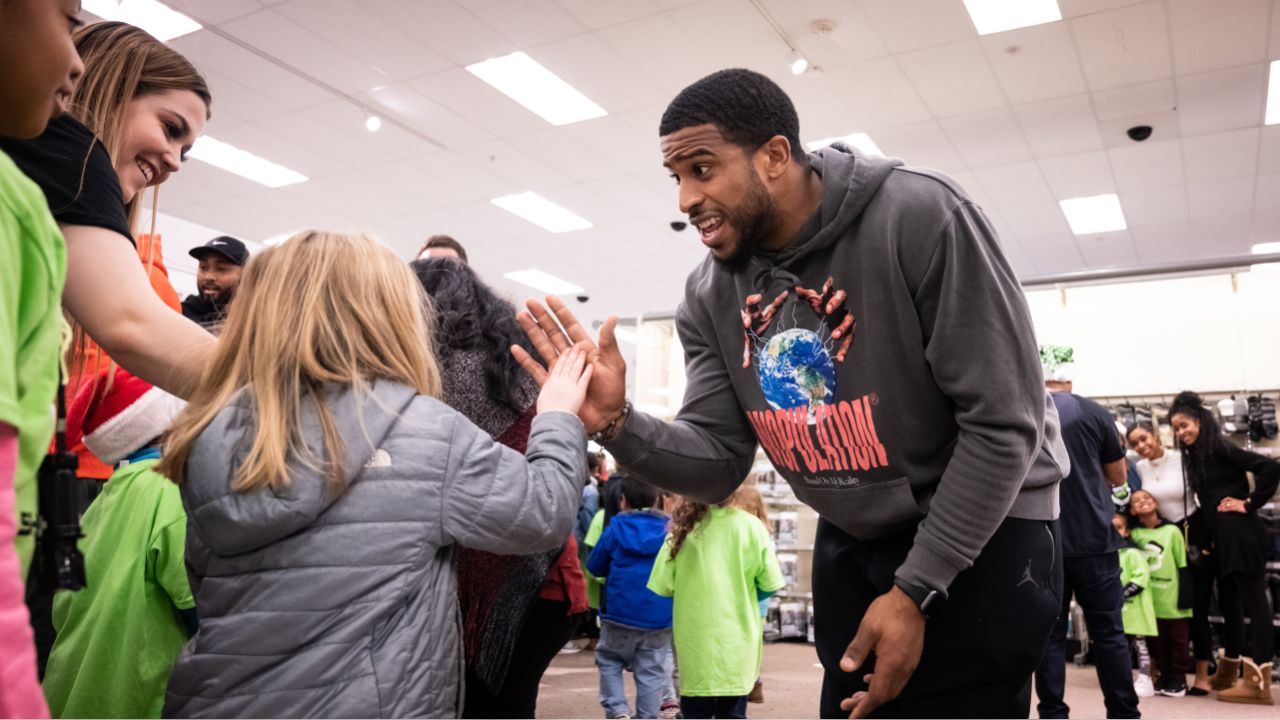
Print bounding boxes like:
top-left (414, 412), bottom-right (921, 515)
top-left (1266, 60), bottom-right (1280, 125)
top-left (365, 114), bottom-right (382, 132)
top-left (491, 192), bottom-right (592, 233)
top-left (1252, 241), bottom-right (1280, 254)
top-left (82, 0), bottom-right (202, 41)
top-left (187, 136), bottom-right (308, 188)
top-left (466, 51), bottom-right (607, 126)
top-left (962, 0), bottom-right (1061, 36)
top-left (787, 50), bottom-right (810, 75)
top-left (804, 133), bottom-right (884, 156)
top-left (503, 269), bottom-right (585, 296)
top-left (1059, 194), bottom-right (1127, 235)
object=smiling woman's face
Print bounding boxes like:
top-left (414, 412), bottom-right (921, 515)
top-left (113, 89), bottom-right (207, 203)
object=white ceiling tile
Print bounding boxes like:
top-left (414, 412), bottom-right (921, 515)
top-left (940, 109), bottom-right (1034, 168)
top-left (272, 0), bottom-right (450, 82)
top-left (209, 122), bottom-right (352, 178)
top-left (1097, 108), bottom-right (1181, 148)
top-left (596, 13), bottom-right (703, 100)
top-left (1039, 151), bottom-right (1116, 198)
top-left (757, 0), bottom-right (890, 68)
top-left (1175, 64), bottom-right (1269, 136)
top-left (406, 68), bottom-right (548, 138)
top-left (553, 0), bottom-right (663, 29)
top-left (1254, 173), bottom-right (1280, 213)
top-left (1261, 125), bottom-right (1280, 174)
top-left (1273, 0), bottom-right (1280, 57)
top-left (528, 33), bottom-right (666, 115)
top-left (562, 115), bottom-right (663, 175)
top-left (220, 9), bottom-right (391, 94)
top-left (1058, 0), bottom-right (1154, 18)
top-left (1187, 177), bottom-right (1256, 220)
top-left (163, 0), bottom-right (264, 24)
top-left (858, 0), bottom-right (977, 53)
top-left (666, 0), bottom-right (790, 72)
top-left (252, 111), bottom-right (399, 173)
top-left (1018, 233), bottom-right (1086, 268)
top-left (1091, 79), bottom-right (1176, 121)
top-left (1013, 95), bottom-right (1106, 157)
top-left (196, 69), bottom-right (291, 123)
top-left (1069, 1), bottom-right (1173, 90)
top-left (1000, 238), bottom-right (1039, 276)
top-left (972, 162), bottom-right (1055, 207)
top-left (1251, 210), bottom-right (1280, 243)
top-left (357, 0), bottom-right (513, 66)
top-left (823, 58), bottom-right (933, 130)
top-left (1119, 186), bottom-right (1190, 227)
top-left (455, 140), bottom-right (573, 189)
top-left (1107, 139), bottom-right (1184, 190)
top-left (300, 100), bottom-right (444, 160)
top-left (1189, 216), bottom-right (1252, 256)
top-left (1182, 128), bottom-right (1261, 183)
top-left (423, 151), bottom-right (525, 199)
top-left (508, 127), bottom-right (626, 182)
top-left (1167, 0), bottom-right (1269, 74)
top-left (980, 22), bottom-right (1088, 105)
top-left (872, 121), bottom-right (965, 171)
top-left (364, 160), bottom-right (482, 208)
top-left (1131, 222), bottom-right (1198, 262)
top-left (465, 0), bottom-right (588, 47)
top-left (1076, 230), bottom-right (1138, 266)
top-left (1001, 203), bottom-right (1073, 239)
top-left (364, 84), bottom-right (493, 148)
top-left (896, 40), bottom-right (1007, 118)
top-left (169, 33), bottom-right (330, 109)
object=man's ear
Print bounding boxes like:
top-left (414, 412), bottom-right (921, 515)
top-left (756, 135), bottom-right (794, 180)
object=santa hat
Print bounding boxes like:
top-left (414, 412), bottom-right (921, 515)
top-left (66, 367), bottom-right (186, 465)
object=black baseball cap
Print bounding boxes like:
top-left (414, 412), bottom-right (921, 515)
top-left (189, 236), bottom-right (249, 266)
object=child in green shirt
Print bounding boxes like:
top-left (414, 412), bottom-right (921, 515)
top-left (1128, 490), bottom-right (1193, 698)
top-left (42, 368), bottom-right (194, 718)
top-left (1112, 513), bottom-right (1156, 698)
top-left (648, 499), bottom-right (784, 719)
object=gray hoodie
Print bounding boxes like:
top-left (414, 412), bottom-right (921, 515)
top-left (164, 381), bottom-right (585, 718)
top-left (607, 146), bottom-right (1069, 595)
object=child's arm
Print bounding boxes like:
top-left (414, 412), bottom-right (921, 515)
top-left (151, 510), bottom-right (196, 638)
top-left (0, 423), bottom-right (49, 718)
top-left (586, 525), bottom-right (615, 578)
top-left (441, 350), bottom-right (591, 555)
top-left (755, 524), bottom-right (787, 596)
top-left (646, 536), bottom-right (676, 598)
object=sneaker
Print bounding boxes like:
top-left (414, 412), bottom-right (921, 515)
top-left (659, 701), bottom-right (681, 719)
top-left (1134, 674), bottom-right (1155, 697)
top-left (1157, 677), bottom-right (1187, 697)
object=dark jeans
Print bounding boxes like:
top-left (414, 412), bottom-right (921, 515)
top-left (680, 695), bottom-right (747, 719)
top-left (813, 517), bottom-right (1061, 719)
top-left (1034, 553), bottom-right (1140, 719)
top-left (462, 598), bottom-right (579, 719)
top-left (1218, 572), bottom-right (1274, 664)
top-left (1150, 618), bottom-right (1191, 678)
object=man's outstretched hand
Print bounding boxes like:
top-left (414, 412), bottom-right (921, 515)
top-left (512, 295), bottom-right (627, 435)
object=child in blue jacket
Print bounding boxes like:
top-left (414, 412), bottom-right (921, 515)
top-left (588, 476), bottom-right (674, 719)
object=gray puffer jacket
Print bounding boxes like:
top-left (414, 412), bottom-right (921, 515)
top-left (164, 381), bottom-right (586, 718)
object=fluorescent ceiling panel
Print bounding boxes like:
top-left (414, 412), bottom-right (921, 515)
top-left (187, 136), bottom-right (308, 188)
top-left (962, 0), bottom-right (1061, 36)
top-left (82, 0), bottom-right (201, 41)
top-left (466, 51), bottom-right (607, 126)
top-left (804, 133), bottom-right (884, 156)
top-left (503, 269), bottom-right (585, 296)
top-left (1267, 60), bottom-right (1280, 126)
top-left (491, 191), bottom-right (592, 233)
top-left (1252, 242), bottom-right (1280, 254)
top-left (1059, 194), bottom-right (1127, 235)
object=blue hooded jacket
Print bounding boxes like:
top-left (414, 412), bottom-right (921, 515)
top-left (586, 510), bottom-right (672, 630)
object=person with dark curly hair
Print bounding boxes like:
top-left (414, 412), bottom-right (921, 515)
top-left (411, 257), bottom-right (586, 718)
top-left (1167, 391), bottom-right (1278, 705)
top-left (515, 68), bottom-right (1068, 718)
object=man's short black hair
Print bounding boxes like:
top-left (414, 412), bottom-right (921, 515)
top-left (417, 234), bottom-right (468, 263)
top-left (587, 450), bottom-right (604, 474)
top-left (620, 475), bottom-right (659, 511)
top-left (660, 68), bottom-right (806, 166)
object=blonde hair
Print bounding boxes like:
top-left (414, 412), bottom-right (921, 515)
top-left (726, 483), bottom-right (769, 526)
top-left (159, 231), bottom-right (442, 494)
top-left (70, 21), bottom-right (212, 232)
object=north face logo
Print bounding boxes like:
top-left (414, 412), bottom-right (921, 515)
top-left (365, 449), bottom-right (391, 468)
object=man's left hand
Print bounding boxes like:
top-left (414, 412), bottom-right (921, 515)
top-left (837, 585), bottom-right (925, 718)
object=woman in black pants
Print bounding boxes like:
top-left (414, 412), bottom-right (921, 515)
top-left (1168, 392), bottom-right (1278, 705)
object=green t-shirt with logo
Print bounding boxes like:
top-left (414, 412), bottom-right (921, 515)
top-left (1119, 544), bottom-right (1156, 636)
top-left (1129, 522), bottom-right (1191, 620)
top-left (0, 149), bottom-right (67, 580)
top-left (647, 506), bottom-right (785, 697)
top-left (42, 459), bottom-right (193, 718)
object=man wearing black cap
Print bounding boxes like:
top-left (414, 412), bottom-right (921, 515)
top-left (181, 236), bottom-right (247, 332)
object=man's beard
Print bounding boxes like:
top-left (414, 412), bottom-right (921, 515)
top-left (716, 171), bottom-right (782, 272)
top-left (203, 283), bottom-right (237, 307)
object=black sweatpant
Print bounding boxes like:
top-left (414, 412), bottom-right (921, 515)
top-left (1188, 563), bottom-right (1216, 662)
top-left (1218, 572), bottom-right (1274, 664)
top-left (462, 598), bottom-right (580, 719)
top-left (813, 517), bottom-right (1062, 719)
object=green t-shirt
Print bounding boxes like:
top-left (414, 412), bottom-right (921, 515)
top-left (0, 149), bottom-right (67, 579)
top-left (42, 459), bottom-right (193, 718)
top-left (1118, 545), bottom-right (1156, 637)
top-left (584, 509), bottom-right (605, 609)
top-left (647, 506), bottom-right (784, 697)
top-left (1129, 523), bottom-right (1191, 620)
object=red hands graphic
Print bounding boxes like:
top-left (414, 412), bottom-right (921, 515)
top-left (741, 291), bottom-right (788, 368)
top-left (795, 277), bottom-right (855, 362)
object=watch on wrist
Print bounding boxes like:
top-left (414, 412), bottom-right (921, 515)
top-left (589, 400), bottom-right (632, 444)
top-left (894, 578), bottom-right (943, 617)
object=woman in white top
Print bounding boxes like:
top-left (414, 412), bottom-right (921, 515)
top-left (1126, 421), bottom-right (1213, 695)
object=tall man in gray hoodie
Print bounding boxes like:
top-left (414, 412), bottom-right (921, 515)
top-left (515, 69), bottom-right (1069, 718)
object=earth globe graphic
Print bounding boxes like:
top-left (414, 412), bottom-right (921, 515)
top-left (756, 328), bottom-right (837, 421)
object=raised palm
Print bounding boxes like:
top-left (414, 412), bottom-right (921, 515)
top-left (513, 296), bottom-right (627, 433)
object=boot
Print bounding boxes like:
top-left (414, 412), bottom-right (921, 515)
top-left (1209, 654), bottom-right (1242, 691)
top-left (748, 679), bottom-right (764, 704)
top-left (1218, 659), bottom-right (1274, 705)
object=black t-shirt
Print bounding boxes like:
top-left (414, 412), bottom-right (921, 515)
top-left (1052, 392), bottom-right (1126, 556)
top-left (0, 114), bottom-right (133, 246)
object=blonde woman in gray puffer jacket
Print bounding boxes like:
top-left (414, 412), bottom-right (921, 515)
top-left (157, 231), bottom-right (593, 718)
